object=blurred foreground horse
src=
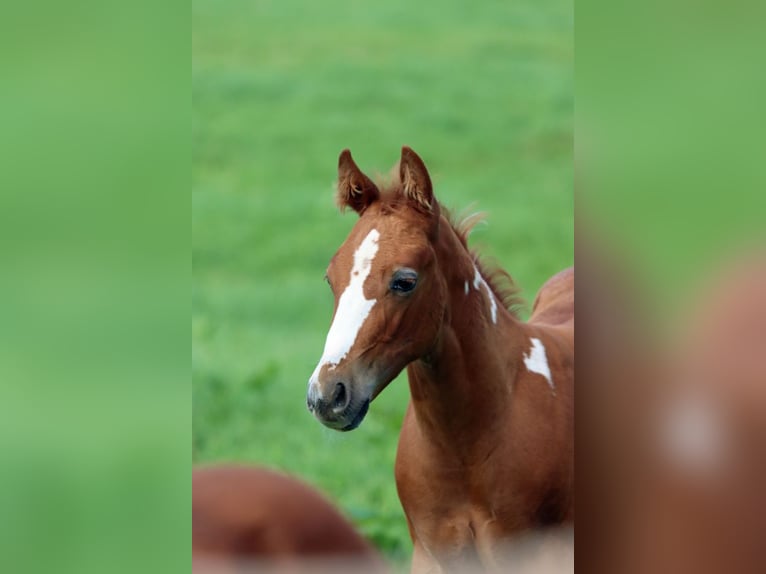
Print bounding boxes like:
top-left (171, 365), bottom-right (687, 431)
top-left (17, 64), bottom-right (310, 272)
top-left (192, 465), bottom-right (386, 573)
top-left (640, 256), bottom-right (766, 573)
top-left (307, 148), bottom-right (574, 572)
top-left (576, 247), bottom-right (766, 574)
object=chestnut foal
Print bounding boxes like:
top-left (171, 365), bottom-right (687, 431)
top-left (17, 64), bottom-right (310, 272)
top-left (307, 147), bottom-right (573, 572)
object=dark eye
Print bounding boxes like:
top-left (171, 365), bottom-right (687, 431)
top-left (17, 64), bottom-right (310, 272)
top-left (390, 269), bottom-right (418, 294)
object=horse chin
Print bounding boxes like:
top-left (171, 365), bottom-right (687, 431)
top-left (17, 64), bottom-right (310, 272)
top-left (339, 399), bottom-right (370, 432)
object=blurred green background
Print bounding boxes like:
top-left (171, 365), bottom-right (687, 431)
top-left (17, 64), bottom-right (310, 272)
top-left (193, 0), bottom-right (572, 563)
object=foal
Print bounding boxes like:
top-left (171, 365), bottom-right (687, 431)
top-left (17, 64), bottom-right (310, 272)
top-left (307, 147), bottom-right (574, 572)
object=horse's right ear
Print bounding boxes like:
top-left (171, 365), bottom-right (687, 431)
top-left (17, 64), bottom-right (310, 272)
top-left (336, 149), bottom-right (380, 215)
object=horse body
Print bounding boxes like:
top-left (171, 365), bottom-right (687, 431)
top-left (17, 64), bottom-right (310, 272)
top-left (395, 225), bottom-right (574, 572)
top-left (307, 147), bottom-right (574, 573)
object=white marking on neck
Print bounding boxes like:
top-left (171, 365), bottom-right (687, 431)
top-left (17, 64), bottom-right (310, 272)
top-left (309, 229), bottom-right (380, 388)
top-left (464, 280), bottom-right (469, 295)
top-left (472, 265), bottom-right (498, 324)
top-left (524, 337), bottom-right (555, 394)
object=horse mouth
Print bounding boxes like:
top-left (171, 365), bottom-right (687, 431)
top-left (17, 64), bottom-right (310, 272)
top-left (340, 399), bottom-right (370, 432)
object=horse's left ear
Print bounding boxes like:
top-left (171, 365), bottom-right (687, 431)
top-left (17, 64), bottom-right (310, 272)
top-left (337, 149), bottom-right (380, 215)
top-left (400, 146), bottom-right (437, 214)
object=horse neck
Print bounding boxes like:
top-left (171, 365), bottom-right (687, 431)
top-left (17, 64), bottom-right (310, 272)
top-left (405, 219), bottom-right (528, 460)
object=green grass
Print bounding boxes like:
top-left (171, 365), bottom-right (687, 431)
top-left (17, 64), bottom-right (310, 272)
top-left (193, 0), bottom-right (572, 564)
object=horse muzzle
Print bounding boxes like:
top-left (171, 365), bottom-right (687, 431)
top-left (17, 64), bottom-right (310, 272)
top-left (306, 378), bottom-right (371, 431)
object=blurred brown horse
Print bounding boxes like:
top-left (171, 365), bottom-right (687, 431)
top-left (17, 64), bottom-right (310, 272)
top-left (307, 147), bottom-right (574, 572)
top-left (192, 465), bottom-right (386, 573)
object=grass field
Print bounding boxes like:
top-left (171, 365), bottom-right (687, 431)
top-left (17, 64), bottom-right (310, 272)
top-left (193, 0), bottom-right (572, 564)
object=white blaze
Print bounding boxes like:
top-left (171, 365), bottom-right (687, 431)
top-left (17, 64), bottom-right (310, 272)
top-left (308, 229), bottom-right (380, 391)
top-left (473, 265), bottom-right (498, 324)
top-left (524, 337), bottom-right (555, 393)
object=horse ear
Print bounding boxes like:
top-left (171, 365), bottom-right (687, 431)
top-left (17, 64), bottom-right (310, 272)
top-left (336, 149), bottom-right (380, 215)
top-left (400, 146), bottom-right (436, 214)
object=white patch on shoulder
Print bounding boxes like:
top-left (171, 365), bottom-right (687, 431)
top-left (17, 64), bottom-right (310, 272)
top-left (308, 229), bottom-right (380, 389)
top-left (524, 337), bottom-right (555, 394)
top-left (464, 280), bottom-right (469, 295)
top-left (659, 390), bottom-right (726, 476)
top-left (473, 265), bottom-right (497, 324)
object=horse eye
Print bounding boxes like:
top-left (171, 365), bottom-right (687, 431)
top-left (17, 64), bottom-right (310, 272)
top-left (390, 269), bottom-right (418, 294)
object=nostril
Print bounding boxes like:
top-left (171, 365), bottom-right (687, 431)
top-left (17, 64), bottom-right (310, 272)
top-left (331, 382), bottom-right (348, 412)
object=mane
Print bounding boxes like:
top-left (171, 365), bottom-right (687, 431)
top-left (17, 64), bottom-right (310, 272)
top-left (372, 169), bottom-right (525, 318)
top-left (446, 207), bottom-right (526, 318)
